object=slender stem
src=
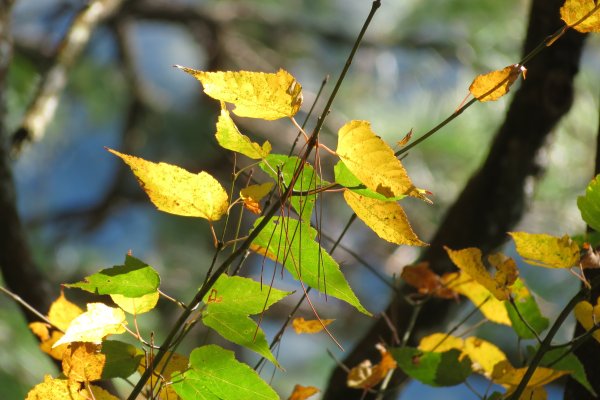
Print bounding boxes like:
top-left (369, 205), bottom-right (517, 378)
top-left (0, 285), bottom-right (58, 331)
top-left (508, 296), bottom-right (542, 343)
top-left (400, 301), bottom-right (423, 347)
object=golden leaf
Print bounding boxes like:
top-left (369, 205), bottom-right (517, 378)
top-left (343, 190), bottom-right (426, 246)
top-left (469, 64), bottom-right (526, 102)
top-left (574, 298), bottom-right (600, 343)
top-left (216, 104), bottom-right (272, 159)
top-left (138, 351), bottom-right (189, 399)
top-left (48, 292), bottom-right (84, 332)
top-left (108, 148), bottom-right (229, 221)
top-left (292, 317), bottom-right (334, 334)
top-left (110, 292), bottom-right (159, 315)
top-left (62, 342), bottom-right (105, 383)
top-left (177, 66), bottom-right (303, 120)
top-left (492, 360), bottom-right (568, 391)
top-left (26, 375), bottom-right (84, 400)
top-left (418, 333), bottom-right (464, 353)
top-left (287, 384), bottom-right (320, 400)
top-left (241, 182), bottom-right (274, 215)
top-left (347, 344), bottom-right (397, 389)
top-left (509, 232), bottom-right (580, 268)
top-left (53, 303), bottom-right (126, 347)
top-left (337, 120), bottom-right (429, 201)
top-left (561, 0), bottom-right (600, 32)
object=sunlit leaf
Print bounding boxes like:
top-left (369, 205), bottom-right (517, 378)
top-left (574, 297), bottom-right (600, 343)
top-left (111, 291), bottom-right (159, 315)
top-left (176, 66), bottom-right (303, 120)
top-left (172, 345), bottom-right (278, 400)
top-left (505, 279), bottom-right (549, 339)
top-left (391, 347), bottom-right (472, 387)
top-left (491, 360), bottom-right (569, 391)
top-left (241, 182), bottom-right (274, 215)
top-left (336, 120), bottom-right (429, 201)
top-left (509, 232), bottom-right (580, 268)
top-left (540, 348), bottom-right (596, 396)
top-left (347, 344), bottom-right (397, 389)
top-left (108, 148), bottom-right (228, 221)
top-left (53, 303), bottom-right (126, 347)
top-left (216, 105), bottom-right (272, 159)
top-left (578, 175), bottom-right (600, 232)
top-left (334, 161), bottom-right (404, 202)
top-left (444, 247), bottom-right (516, 300)
top-left (469, 64), bottom-right (525, 102)
top-left (66, 255), bottom-right (160, 297)
top-left (26, 375), bottom-right (83, 400)
top-left (202, 275), bottom-right (291, 366)
top-left (287, 384), bottom-right (320, 400)
top-left (400, 263), bottom-right (458, 299)
top-left (62, 342), bottom-right (105, 383)
top-left (418, 333), bottom-right (464, 353)
top-left (344, 190), bottom-right (426, 246)
top-left (139, 351), bottom-right (189, 399)
top-left (292, 317), bottom-right (334, 334)
top-left (560, 0), bottom-right (600, 32)
top-left (251, 216), bottom-right (370, 315)
top-left (48, 293), bottom-right (84, 332)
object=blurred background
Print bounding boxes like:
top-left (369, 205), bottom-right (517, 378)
top-left (2, 0), bottom-right (600, 398)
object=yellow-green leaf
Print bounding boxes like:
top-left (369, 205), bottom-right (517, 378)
top-left (469, 64), bottom-right (525, 102)
top-left (574, 298), bottom-right (600, 343)
top-left (343, 190), bottom-right (426, 246)
top-left (336, 120), bottom-right (429, 201)
top-left (444, 247), bottom-right (516, 301)
top-left (108, 148), bottom-right (228, 221)
top-left (492, 360), bottom-right (569, 391)
top-left (53, 303), bottom-right (126, 347)
top-left (561, 0), bottom-right (600, 33)
top-left (509, 232), bottom-right (580, 268)
top-left (216, 105), bottom-right (271, 159)
top-left (176, 66), bottom-right (303, 120)
top-left (110, 292), bottom-right (159, 315)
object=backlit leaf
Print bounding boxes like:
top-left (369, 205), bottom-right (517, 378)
top-left (173, 345), bottom-right (279, 400)
top-left (344, 190), bottom-right (426, 246)
top-left (418, 333), bottom-right (464, 353)
top-left (139, 351), bottom-right (189, 399)
top-left (444, 247), bottom-right (516, 301)
top-left (241, 182), bottom-right (274, 215)
top-left (62, 342), bottom-right (105, 383)
top-left (287, 384), bottom-right (320, 400)
top-left (216, 105), bottom-right (272, 159)
top-left (292, 317), bottom-right (334, 334)
top-left (347, 344), bottom-right (397, 389)
top-left (400, 263), bottom-right (458, 299)
top-left (177, 66), bottom-right (303, 120)
top-left (108, 148), bottom-right (228, 221)
top-left (578, 175), bottom-right (600, 232)
top-left (66, 255), bottom-right (159, 297)
top-left (469, 64), bottom-right (525, 101)
top-left (334, 161), bottom-right (404, 202)
top-left (574, 297), bottom-right (600, 343)
top-left (391, 347), bottom-right (472, 387)
top-left (26, 375), bottom-right (83, 400)
top-left (251, 216), bottom-right (370, 315)
top-left (337, 120), bottom-right (429, 201)
top-left (53, 303), bottom-right (126, 347)
top-left (48, 293), bottom-right (84, 332)
top-left (560, 0), bottom-right (600, 32)
top-left (111, 291), bottom-right (159, 315)
top-left (505, 279), bottom-right (549, 339)
top-left (491, 360), bottom-right (568, 391)
top-left (509, 232), bottom-right (580, 268)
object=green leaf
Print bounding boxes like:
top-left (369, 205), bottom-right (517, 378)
top-left (100, 340), bottom-right (143, 380)
top-left (173, 345), bottom-right (279, 400)
top-left (215, 105), bottom-right (271, 159)
top-left (578, 175), bottom-right (600, 232)
top-left (202, 275), bottom-right (291, 366)
top-left (66, 255), bottom-right (160, 297)
top-left (505, 279), bottom-right (549, 339)
top-left (334, 161), bottom-right (404, 201)
top-left (251, 216), bottom-right (370, 316)
top-left (260, 154), bottom-right (325, 221)
top-left (540, 348), bottom-right (596, 396)
top-left (391, 347), bottom-right (472, 387)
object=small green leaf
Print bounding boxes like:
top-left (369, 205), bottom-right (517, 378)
top-left (100, 340), bottom-right (143, 380)
top-left (334, 161), bottom-right (404, 201)
top-left (173, 345), bottom-right (278, 400)
top-left (505, 279), bottom-right (549, 339)
top-left (251, 216), bottom-right (370, 316)
top-left (66, 255), bottom-right (160, 297)
top-left (391, 347), bottom-right (472, 387)
top-left (578, 175), bottom-right (600, 232)
top-left (540, 348), bottom-right (596, 396)
top-left (215, 105), bottom-right (271, 159)
top-left (260, 154), bottom-right (325, 221)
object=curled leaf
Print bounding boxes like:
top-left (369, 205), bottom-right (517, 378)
top-left (347, 344), bottom-right (397, 389)
top-left (241, 182), bottom-right (274, 215)
top-left (469, 64), bottom-right (526, 102)
top-left (400, 262), bottom-right (457, 299)
top-left (287, 385), bottom-right (320, 400)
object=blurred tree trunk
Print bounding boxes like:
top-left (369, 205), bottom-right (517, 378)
top-left (324, 0), bottom-right (587, 398)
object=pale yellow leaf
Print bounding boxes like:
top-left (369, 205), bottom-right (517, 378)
top-left (53, 303), bottom-right (126, 347)
top-left (108, 148), bottom-right (229, 221)
top-left (574, 298), bottom-right (600, 343)
top-left (177, 66), bottom-right (303, 120)
top-left (463, 337), bottom-right (507, 378)
top-left (509, 232), bottom-right (580, 268)
top-left (344, 190), bottom-right (426, 246)
top-left (469, 64), bottom-right (525, 102)
top-left (561, 0), bottom-right (600, 32)
top-left (216, 105), bottom-right (272, 159)
top-left (292, 317), bottom-right (334, 334)
top-left (337, 120), bottom-right (429, 201)
top-left (111, 291), bottom-right (159, 315)
top-left (418, 333), bottom-right (464, 353)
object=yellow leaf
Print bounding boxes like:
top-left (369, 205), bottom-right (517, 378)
top-left (347, 344), bottom-right (397, 389)
top-left (108, 148), bottom-right (229, 221)
top-left (53, 303), bottom-right (126, 347)
top-left (574, 298), bottom-right (600, 343)
top-left (287, 384), bottom-right (320, 400)
top-left (292, 317), bottom-right (334, 334)
top-left (492, 360), bottom-right (568, 390)
top-left (509, 232), bottom-right (580, 268)
top-left (241, 182), bottom-right (274, 215)
top-left (216, 105), bottom-right (272, 159)
top-left (177, 66), bottom-right (303, 120)
top-left (62, 342), bottom-right (105, 383)
top-left (561, 0), bottom-right (600, 32)
top-left (343, 190), bottom-right (426, 246)
top-left (442, 272), bottom-right (511, 325)
top-left (463, 337), bottom-right (507, 378)
top-left (418, 333), bottom-right (464, 353)
top-left (444, 247), bottom-right (517, 300)
top-left (469, 64), bottom-right (525, 102)
top-left (336, 120), bottom-right (429, 201)
top-left (48, 292), bottom-right (84, 332)
top-left (111, 292), bottom-right (159, 315)
top-left (138, 351), bottom-right (189, 399)
top-left (26, 375), bottom-right (84, 400)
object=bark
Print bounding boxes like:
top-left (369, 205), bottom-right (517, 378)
top-left (324, 0), bottom-right (587, 398)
